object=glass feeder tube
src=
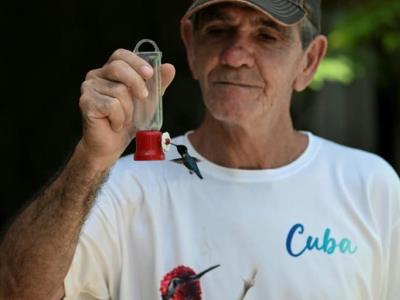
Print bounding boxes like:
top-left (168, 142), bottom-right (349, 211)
top-left (133, 39), bottom-right (166, 161)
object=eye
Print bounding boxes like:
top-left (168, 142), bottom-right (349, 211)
top-left (258, 32), bottom-right (277, 42)
top-left (205, 26), bottom-right (229, 36)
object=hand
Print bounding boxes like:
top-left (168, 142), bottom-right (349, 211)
top-left (77, 49), bottom-right (175, 168)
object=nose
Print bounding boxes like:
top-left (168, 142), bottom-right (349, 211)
top-left (220, 33), bottom-right (255, 68)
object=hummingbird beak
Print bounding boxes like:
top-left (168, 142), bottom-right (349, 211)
top-left (189, 264), bottom-right (220, 281)
top-left (162, 265), bottom-right (220, 300)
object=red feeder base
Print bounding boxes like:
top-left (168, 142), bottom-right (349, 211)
top-left (134, 130), bottom-right (165, 161)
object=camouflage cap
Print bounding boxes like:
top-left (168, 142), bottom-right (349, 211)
top-left (182, 0), bottom-right (321, 32)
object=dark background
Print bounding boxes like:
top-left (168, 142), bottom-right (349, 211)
top-left (1, 0), bottom-right (399, 230)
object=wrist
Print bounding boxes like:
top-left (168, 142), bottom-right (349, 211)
top-left (73, 140), bottom-right (118, 174)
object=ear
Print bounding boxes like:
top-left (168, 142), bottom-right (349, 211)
top-left (180, 19), bottom-right (198, 80)
top-left (293, 35), bottom-right (328, 92)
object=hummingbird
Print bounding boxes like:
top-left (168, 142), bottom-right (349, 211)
top-left (170, 143), bottom-right (203, 179)
top-left (160, 264), bottom-right (220, 300)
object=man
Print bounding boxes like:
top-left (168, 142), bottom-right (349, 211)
top-left (1, 0), bottom-right (399, 299)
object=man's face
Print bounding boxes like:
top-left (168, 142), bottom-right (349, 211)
top-left (185, 3), bottom-right (307, 127)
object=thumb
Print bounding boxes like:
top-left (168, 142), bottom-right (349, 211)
top-left (161, 63), bottom-right (176, 95)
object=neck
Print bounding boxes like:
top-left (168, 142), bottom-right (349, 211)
top-left (189, 112), bottom-right (308, 169)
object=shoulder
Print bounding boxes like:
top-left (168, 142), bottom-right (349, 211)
top-left (313, 134), bottom-right (400, 225)
top-left (83, 155), bottom-right (172, 232)
top-left (315, 135), bottom-right (399, 181)
top-left (311, 134), bottom-right (400, 207)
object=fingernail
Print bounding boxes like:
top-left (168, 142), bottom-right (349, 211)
top-left (142, 88), bottom-right (149, 98)
top-left (141, 65), bottom-right (153, 78)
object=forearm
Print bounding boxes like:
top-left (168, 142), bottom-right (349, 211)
top-left (0, 143), bottom-right (111, 299)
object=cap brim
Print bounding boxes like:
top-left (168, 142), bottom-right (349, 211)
top-left (182, 0), bottom-right (306, 27)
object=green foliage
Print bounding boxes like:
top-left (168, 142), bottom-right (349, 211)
top-left (311, 56), bottom-right (355, 90)
top-left (382, 31), bottom-right (400, 52)
top-left (329, 1), bottom-right (400, 51)
top-left (311, 0), bottom-right (400, 90)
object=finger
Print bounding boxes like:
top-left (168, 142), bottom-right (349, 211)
top-left (85, 68), bottom-right (102, 81)
top-left (80, 90), bottom-right (125, 132)
top-left (160, 63), bottom-right (176, 95)
top-left (108, 48), bottom-right (153, 80)
top-left (89, 77), bottom-right (134, 127)
top-left (99, 59), bottom-right (149, 99)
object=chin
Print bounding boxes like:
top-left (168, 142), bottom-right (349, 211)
top-left (203, 91), bottom-right (264, 125)
top-left (205, 101), bottom-right (258, 125)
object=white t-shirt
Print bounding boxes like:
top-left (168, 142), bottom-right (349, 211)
top-left (64, 132), bottom-right (400, 300)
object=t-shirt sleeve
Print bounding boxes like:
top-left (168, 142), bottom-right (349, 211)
top-left (63, 188), bottom-right (122, 300)
top-left (384, 167), bottom-right (400, 300)
top-left (386, 221), bottom-right (400, 299)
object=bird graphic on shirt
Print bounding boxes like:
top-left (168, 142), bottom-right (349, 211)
top-left (170, 143), bottom-right (203, 179)
top-left (160, 264), bottom-right (220, 300)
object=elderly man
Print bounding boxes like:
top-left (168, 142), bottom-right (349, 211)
top-left (1, 0), bottom-right (399, 299)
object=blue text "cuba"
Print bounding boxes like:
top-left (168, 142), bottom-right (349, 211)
top-left (286, 223), bottom-right (358, 257)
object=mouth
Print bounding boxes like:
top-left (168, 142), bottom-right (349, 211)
top-left (213, 81), bottom-right (263, 89)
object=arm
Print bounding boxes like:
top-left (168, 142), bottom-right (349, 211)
top-left (0, 49), bottom-right (175, 299)
top-left (0, 145), bottom-right (109, 300)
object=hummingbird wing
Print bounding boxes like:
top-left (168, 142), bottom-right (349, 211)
top-left (171, 158), bottom-right (185, 165)
top-left (171, 157), bottom-right (201, 164)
